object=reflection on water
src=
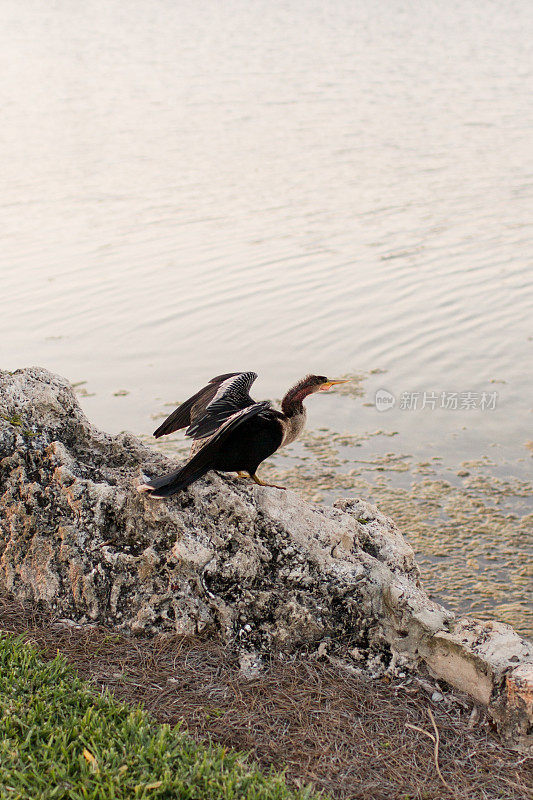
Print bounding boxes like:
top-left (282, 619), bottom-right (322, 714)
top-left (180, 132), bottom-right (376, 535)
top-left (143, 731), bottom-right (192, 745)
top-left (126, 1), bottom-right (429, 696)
top-left (1, 1), bottom-right (532, 636)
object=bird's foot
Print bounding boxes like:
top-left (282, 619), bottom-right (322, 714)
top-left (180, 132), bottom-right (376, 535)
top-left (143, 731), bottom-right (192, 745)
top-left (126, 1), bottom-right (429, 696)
top-left (251, 474), bottom-right (286, 490)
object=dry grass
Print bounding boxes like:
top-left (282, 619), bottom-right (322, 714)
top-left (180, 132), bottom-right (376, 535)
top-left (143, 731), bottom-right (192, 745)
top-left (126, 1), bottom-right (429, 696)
top-left (1, 594), bottom-right (531, 800)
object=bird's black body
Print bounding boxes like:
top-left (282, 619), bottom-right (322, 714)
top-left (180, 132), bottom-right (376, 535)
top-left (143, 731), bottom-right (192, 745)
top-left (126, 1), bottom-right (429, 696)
top-left (207, 413), bottom-right (284, 473)
top-left (139, 371), bottom-right (345, 498)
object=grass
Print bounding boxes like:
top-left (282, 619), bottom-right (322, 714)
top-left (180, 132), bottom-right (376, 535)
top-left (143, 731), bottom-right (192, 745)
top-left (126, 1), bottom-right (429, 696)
top-left (1, 596), bottom-right (531, 800)
top-left (0, 635), bottom-right (317, 800)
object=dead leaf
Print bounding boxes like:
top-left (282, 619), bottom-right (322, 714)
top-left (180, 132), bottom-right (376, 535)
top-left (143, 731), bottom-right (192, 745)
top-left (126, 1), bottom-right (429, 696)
top-left (82, 748), bottom-right (99, 771)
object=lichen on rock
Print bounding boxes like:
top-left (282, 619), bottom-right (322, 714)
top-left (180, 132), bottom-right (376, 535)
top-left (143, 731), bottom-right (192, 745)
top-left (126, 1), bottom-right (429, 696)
top-left (0, 367), bottom-right (531, 752)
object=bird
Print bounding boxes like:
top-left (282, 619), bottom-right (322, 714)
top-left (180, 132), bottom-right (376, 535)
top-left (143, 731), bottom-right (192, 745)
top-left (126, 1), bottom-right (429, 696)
top-left (138, 372), bottom-right (347, 498)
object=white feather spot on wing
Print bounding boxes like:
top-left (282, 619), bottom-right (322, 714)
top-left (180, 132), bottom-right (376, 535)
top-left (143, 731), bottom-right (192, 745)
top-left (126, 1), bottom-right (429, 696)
top-left (206, 371), bottom-right (257, 409)
top-left (208, 375), bottom-right (240, 406)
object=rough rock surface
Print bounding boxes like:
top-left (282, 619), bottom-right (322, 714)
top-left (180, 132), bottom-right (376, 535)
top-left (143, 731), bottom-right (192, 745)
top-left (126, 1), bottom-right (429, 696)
top-left (0, 367), bottom-right (531, 752)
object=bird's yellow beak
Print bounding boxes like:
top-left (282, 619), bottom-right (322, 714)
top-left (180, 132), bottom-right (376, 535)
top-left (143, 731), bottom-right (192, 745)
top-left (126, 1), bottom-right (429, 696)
top-left (319, 379), bottom-right (349, 391)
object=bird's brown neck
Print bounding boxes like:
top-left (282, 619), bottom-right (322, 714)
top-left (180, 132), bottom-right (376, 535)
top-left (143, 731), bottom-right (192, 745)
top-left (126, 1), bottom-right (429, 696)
top-left (281, 382), bottom-right (311, 417)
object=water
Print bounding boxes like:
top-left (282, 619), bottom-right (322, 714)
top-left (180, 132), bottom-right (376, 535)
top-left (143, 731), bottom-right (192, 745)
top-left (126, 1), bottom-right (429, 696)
top-left (1, 0), bottom-right (532, 636)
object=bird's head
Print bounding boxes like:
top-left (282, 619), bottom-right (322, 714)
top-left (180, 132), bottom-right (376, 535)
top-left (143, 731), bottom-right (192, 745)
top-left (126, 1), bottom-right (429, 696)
top-left (302, 375), bottom-right (349, 394)
top-left (281, 375), bottom-right (348, 414)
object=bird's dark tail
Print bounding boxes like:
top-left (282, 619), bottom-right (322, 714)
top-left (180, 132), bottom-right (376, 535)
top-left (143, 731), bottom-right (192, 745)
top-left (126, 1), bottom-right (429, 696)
top-left (138, 459), bottom-right (211, 498)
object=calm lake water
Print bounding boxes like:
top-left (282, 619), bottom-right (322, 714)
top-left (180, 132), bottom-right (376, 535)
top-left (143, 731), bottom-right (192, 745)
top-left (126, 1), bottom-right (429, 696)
top-left (1, 0), bottom-right (532, 636)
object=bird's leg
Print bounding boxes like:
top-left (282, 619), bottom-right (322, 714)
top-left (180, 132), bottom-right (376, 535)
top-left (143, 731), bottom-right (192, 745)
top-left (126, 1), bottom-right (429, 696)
top-left (251, 473), bottom-right (286, 490)
top-left (236, 471), bottom-right (249, 479)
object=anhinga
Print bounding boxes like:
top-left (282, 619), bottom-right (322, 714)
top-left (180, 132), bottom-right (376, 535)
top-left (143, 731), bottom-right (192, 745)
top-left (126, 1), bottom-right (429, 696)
top-left (138, 372), bottom-right (347, 498)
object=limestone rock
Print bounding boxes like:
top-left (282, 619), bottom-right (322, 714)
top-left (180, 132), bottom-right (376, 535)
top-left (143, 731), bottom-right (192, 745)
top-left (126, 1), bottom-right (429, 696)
top-left (0, 367), bottom-right (531, 752)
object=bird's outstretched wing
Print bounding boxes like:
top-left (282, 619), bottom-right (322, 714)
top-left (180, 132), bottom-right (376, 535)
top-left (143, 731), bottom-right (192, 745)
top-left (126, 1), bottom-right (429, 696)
top-left (153, 372), bottom-right (245, 438)
top-left (142, 401), bottom-right (271, 497)
top-left (186, 371), bottom-right (260, 439)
